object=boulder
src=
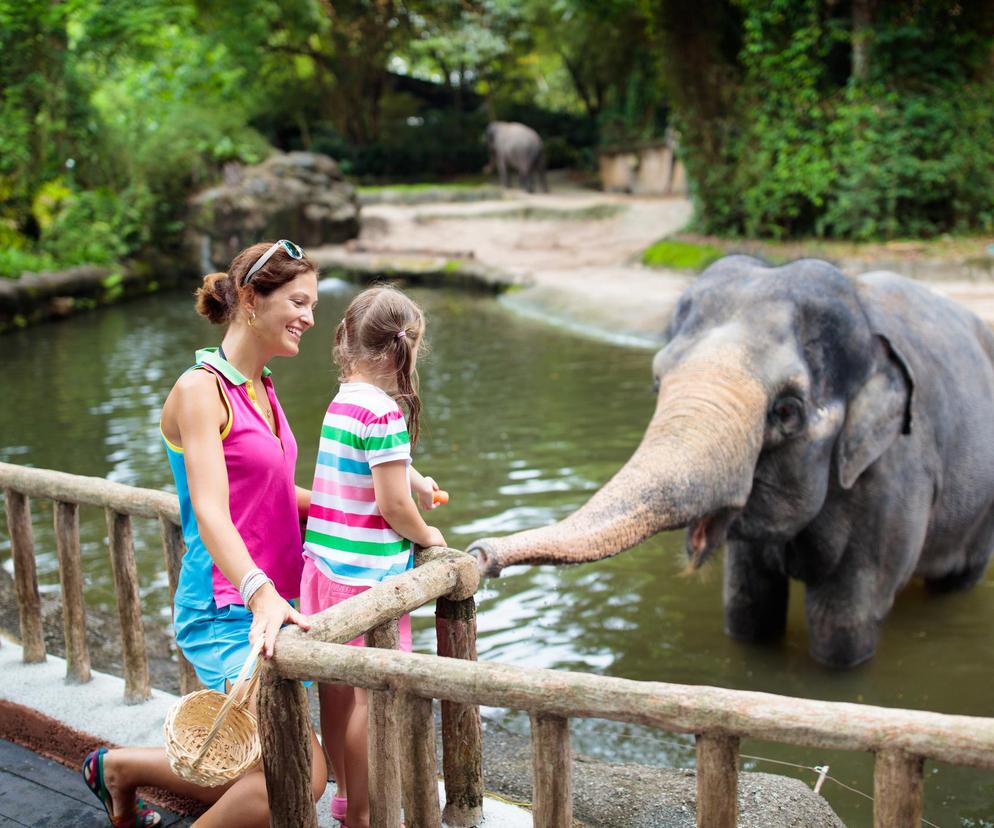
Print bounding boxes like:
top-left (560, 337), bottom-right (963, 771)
top-left (188, 151), bottom-right (360, 271)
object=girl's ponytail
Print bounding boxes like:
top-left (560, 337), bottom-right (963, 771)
top-left (394, 329), bottom-right (421, 448)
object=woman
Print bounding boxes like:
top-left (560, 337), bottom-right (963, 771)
top-left (81, 240), bottom-right (326, 827)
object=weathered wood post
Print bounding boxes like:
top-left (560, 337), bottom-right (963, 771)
top-left (158, 516), bottom-right (201, 694)
top-left (260, 661), bottom-right (317, 828)
top-left (695, 732), bottom-right (739, 828)
top-left (873, 749), bottom-right (923, 827)
top-left (435, 586), bottom-right (483, 826)
top-left (53, 500), bottom-right (90, 683)
top-left (530, 713), bottom-right (572, 827)
top-left (105, 509), bottom-right (150, 703)
top-left (4, 490), bottom-right (45, 662)
top-left (399, 691), bottom-right (441, 828)
top-left (366, 619), bottom-right (402, 828)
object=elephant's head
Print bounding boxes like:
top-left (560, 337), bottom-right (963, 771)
top-left (469, 256), bottom-right (914, 577)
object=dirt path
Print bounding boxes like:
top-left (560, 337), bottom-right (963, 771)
top-left (323, 188), bottom-right (994, 345)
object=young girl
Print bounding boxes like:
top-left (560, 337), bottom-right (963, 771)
top-left (300, 284), bottom-right (445, 828)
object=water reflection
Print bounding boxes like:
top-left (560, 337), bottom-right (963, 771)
top-left (2, 283), bottom-right (993, 825)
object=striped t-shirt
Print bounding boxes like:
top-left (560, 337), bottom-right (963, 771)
top-left (303, 382), bottom-right (414, 586)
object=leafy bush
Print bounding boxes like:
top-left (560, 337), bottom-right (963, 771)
top-left (658, 0), bottom-right (994, 240)
top-left (39, 186), bottom-right (153, 266)
top-left (0, 248), bottom-right (59, 278)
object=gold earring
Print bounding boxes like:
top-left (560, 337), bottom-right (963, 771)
top-left (249, 311), bottom-right (256, 327)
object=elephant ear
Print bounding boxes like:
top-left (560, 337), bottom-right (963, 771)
top-left (836, 332), bottom-right (915, 490)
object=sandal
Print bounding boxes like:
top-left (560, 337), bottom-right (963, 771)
top-left (331, 794), bottom-right (348, 821)
top-left (82, 747), bottom-right (161, 827)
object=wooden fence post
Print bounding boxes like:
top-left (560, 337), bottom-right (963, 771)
top-left (259, 662), bottom-right (317, 828)
top-left (105, 509), bottom-right (150, 703)
top-left (531, 713), bottom-right (572, 828)
top-left (874, 749), bottom-right (923, 828)
top-left (158, 516), bottom-right (201, 694)
top-left (399, 691), bottom-right (441, 828)
top-left (367, 620), bottom-right (402, 828)
top-left (695, 733), bottom-right (739, 828)
top-left (4, 490), bottom-right (45, 662)
top-left (436, 594), bottom-right (484, 827)
top-left (53, 500), bottom-right (90, 684)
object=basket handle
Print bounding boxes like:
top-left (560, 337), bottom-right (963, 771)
top-left (191, 637), bottom-right (264, 768)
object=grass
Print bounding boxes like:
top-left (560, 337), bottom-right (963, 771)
top-left (0, 248), bottom-right (60, 278)
top-left (641, 239), bottom-right (724, 271)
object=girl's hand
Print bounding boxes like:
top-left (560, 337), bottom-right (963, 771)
top-left (248, 583), bottom-right (311, 658)
top-left (415, 475), bottom-right (441, 510)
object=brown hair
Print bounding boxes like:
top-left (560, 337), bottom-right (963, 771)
top-left (195, 241), bottom-right (316, 324)
top-left (334, 284), bottom-right (427, 447)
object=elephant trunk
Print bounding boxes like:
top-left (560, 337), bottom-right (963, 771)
top-left (469, 356), bottom-right (768, 577)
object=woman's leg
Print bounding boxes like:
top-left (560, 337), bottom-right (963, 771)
top-left (101, 730), bottom-right (326, 827)
top-left (319, 682), bottom-right (355, 798)
top-left (344, 687), bottom-right (370, 828)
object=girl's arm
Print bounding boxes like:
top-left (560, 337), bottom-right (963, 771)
top-left (295, 485), bottom-right (311, 520)
top-left (373, 461), bottom-right (445, 548)
top-left (173, 371), bottom-right (310, 656)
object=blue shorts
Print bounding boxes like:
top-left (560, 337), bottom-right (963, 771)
top-left (174, 601), bottom-right (254, 692)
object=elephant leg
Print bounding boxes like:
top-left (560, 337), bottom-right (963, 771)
top-left (497, 157), bottom-right (509, 188)
top-left (804, 571), bottom-right (881, 668)
top-left (926, 502), bottom-right (994, 593)
top-left (806, 481), bottom-right (931, 667)
top-left (723, 541), bottom-right (788, 642)
top-left (522, 168), bottom-right (534, 193)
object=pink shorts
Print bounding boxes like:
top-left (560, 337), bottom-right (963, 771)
top-left (300, 557), bottom-right (412, 651)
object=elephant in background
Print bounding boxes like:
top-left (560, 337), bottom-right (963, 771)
top-left (485, 121), bottom-right (548, 193)
top-left (470, 257), bottom-right (994, 668)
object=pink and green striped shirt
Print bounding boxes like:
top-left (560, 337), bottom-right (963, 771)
top-left (303, 383), bottom-right (413, 586)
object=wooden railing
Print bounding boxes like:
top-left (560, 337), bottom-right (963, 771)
top-left (0, 461), bottom-right (200, 700)
top-left (4, 462), bottom-right (994, 827)
top-left (266, 616), bottom-right (994, 828)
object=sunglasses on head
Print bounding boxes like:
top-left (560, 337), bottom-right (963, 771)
top-left (243, 239), bottom-right (304, 284)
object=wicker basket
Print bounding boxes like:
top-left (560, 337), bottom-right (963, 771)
top-left (164, 638), bottom-right (263, 787)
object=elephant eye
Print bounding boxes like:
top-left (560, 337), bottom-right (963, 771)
top-left (770, 396), bottom-right (805, 435)
top-left (651, 375), bottom-right (660, 394)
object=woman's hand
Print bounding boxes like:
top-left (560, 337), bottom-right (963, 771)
top-left (414, 474), bottom-right (440, 510)
top-left (248, 583), bottom-right (311, 658)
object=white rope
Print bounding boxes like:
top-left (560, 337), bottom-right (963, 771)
top-left (738, 752), bottom-right (943, 828)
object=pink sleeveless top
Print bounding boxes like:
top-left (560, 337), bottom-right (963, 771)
top-left (175, 348), bottom-right (303, 609)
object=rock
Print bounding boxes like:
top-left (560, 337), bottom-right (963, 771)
top-left (188, 151), bottom-right (360, 271)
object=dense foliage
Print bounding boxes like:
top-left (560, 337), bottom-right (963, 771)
top-left (2, 0), bottom-right (993, 278)
top-left (655, 0), bottom-right (994, 239)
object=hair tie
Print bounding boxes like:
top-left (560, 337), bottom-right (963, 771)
top-left (396, 330), bottom-right (407, 339)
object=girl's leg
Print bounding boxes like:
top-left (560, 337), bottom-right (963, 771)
top-left (319, 682), bottom-right (355, 798)
top-left (344, 687), bottom-right (370, 828)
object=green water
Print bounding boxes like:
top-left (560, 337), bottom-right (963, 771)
top-left (1, 282), bottom-right (992, 826)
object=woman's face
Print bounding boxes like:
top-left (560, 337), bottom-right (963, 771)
top-left (251, 270), bottom-right (319, 357)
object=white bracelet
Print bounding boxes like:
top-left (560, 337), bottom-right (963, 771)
top-left (239, 567), bottom-right (273, 606)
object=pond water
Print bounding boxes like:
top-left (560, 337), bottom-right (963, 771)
top-left (1, 282), bottom-right (992, 826)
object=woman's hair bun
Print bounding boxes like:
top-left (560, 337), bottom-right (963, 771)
top-left (195, 271), bottom-right (235, 324)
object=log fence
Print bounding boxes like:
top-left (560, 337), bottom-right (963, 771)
top-left (3, 461), bottom-right (994, 827)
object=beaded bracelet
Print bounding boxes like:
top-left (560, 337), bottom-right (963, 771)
top-left (239, 567), bottom-right (274, 607)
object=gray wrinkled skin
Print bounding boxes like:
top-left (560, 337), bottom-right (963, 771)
top-left (470, 256), bottom-right (994, 668)
top-left (485, 121), bottom-right (548, 193)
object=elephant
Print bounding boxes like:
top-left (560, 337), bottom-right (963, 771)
top-left (485, 121), bottom-right (548, 193)
top-left (469, 256), bottom-right (994, 668)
